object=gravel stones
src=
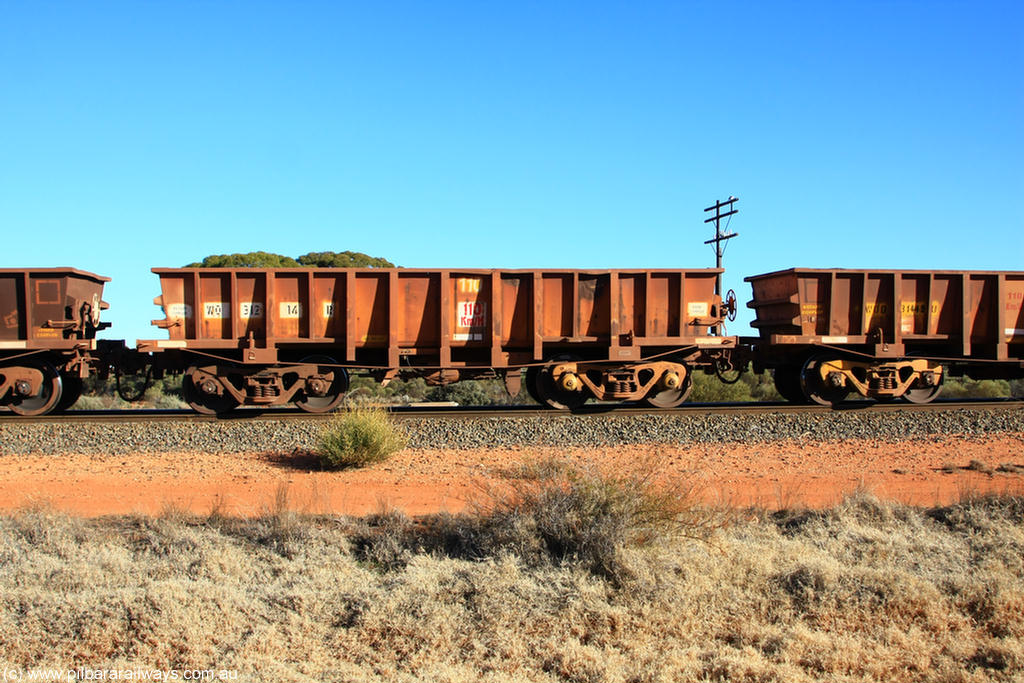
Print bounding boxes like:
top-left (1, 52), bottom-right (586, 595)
top-left (2, 407), bottom-right (1023, 455)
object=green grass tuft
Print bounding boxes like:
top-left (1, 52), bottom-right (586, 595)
top-left (317, 406), bottom-right (408, 469)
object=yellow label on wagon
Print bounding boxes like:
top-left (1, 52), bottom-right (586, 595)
top-left (899, 301), bottom-right (935, 315)
top-left (864, 302), bottom-right (889, 319)
top-left (457, 277), bottom-right (481, 294)
top-left (800, 303), bottom-right (822, 317)
top-left (899, 301), bottom-right (938, 333)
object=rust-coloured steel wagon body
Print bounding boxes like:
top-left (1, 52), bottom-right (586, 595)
top-left (139, 267), bottom-right (736, 412)
top-left (0, 268), bottom-right (111, 414)
top-left (746, 268), bottom-right (1024, 404)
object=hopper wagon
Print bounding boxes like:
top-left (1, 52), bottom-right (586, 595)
top-left (136, 267), bottom-right (738, 414)
top-left (0, 268), bottom-right (112, 415)
top-left (746, 268), bottom-right (1024, 405)
top-left (5, 261), bottom-right (1022, 416)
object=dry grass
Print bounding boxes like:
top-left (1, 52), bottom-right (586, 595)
top-left (341, 456), bottom-right (728, 584)
top-left (461, 456), bottom-right (730, 584)
top-left (0, 488), bottom-right (1022, 681)
top-left (967, 459), bottom-right (995, 476)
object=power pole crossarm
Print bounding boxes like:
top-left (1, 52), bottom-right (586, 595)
top-left (703, 196), bottom-right (739, 336)
top-left (703, 196), bottom-right (739, 296)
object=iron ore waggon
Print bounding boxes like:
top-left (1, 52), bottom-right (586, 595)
top-left (0, 268), bottom-right (111, 415)
top-left (746, 268), bottom-right (1024, 405)
top-left (3, 263), bottom-right (1022, 416)
top-left (136, 267), bottom-right (737, 413)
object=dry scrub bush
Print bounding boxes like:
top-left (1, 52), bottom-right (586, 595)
top-left (343, 457), bottom-right (727, 584)
top-left (411, 457), bottom-right (729, 585)
top-left (2, 494), bottom-right (1024, 681)
top-left (349, 508), bottom-right (418, 571)
top-left (475, 458), bottom-right (721, 583)
top-left (317, 406), bottom-right (407, 469)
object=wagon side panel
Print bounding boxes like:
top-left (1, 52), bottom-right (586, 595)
top-left (0, 273), bottom-right (26, 343)
top-left (1007, 274), bottom-right (1024, 345)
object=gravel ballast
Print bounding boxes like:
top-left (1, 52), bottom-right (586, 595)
top-left (2, 407), bottom-right (1023, 455)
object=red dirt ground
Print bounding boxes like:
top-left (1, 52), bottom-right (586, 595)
top-left (1, 435), bottom-right (1023, 517)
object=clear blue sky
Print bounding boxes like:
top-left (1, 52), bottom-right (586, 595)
top-left (2, 1), bottom-right (1021, 343)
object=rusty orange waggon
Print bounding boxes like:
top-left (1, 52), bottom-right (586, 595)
top-left (136, 267), bottom-right (737, 413)
top-left (2, 263), bottom-right (1021, 416)
top-left (747, 268), bottom-right (1024, 405)
top-left (0, 268), bottom-right (111, 415)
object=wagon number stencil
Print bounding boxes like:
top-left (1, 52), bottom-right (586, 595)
top-left (279, 302), bottom-right (302, 319)
top-left (203, 302), bottom-right (227, 319)
top-left (240, 302), bottom-right (264, 319)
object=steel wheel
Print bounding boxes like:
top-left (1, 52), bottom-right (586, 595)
top-left (642, 366), bottom-right (692, 408)
top-left (56, 373), bottom-right (84, 412)
top-left (524, 367), bottom-right (544, 405)
top-left (773, 366), bottom-right (807, 404)
top-left (533, 355), bottom-right (589, 410)
top-left (903, 381), bottom-right (943, 404)
top-left (7, 361), bottom-right (63, 416)
top-left (295, 355), bottom-right (349, 413)
top-left (799, 354), bottom-right (850, 406)
top-left (183, 369), bottom-right (239, 415)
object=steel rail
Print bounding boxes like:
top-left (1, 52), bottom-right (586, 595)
top-left (2, 399), bottom-right (1021, 425)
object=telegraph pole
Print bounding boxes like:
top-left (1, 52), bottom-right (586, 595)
top-left (703, 196), bottom-right (739, 298)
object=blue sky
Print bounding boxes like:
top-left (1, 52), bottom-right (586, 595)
top-left (2, 1), bottom-right (1021, 343)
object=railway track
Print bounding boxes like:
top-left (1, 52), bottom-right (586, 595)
top-left (3, 398), bottom-right (1022, 425)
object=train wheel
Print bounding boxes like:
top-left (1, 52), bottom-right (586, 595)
top-left (903, 381), bottom-right (943, 404)
top-left (642, 366), bottom-right (692, 408)
top-left (524, 367), bottom-right (544, 405)
top-left (56, 373), bottom-right (84, 412)
top-left (295, 355), bottom-right (348, 413)
top-left (183, 370), bottom-right (239, 415)
top-left (533, 355), bottom-right (589, 410)
top-left (8, 361), bottom-right (63, 416)
top-left (773, 366), bottom-right (806, 403)
top-left (799, 355), bottom-right (850, 406)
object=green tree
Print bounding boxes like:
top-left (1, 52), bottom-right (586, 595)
top-left (186, 252), bottom-right (301, 268)
top-left (297, 251), bottom-right (395, 268)
top-left (427, 378), bottom-right (535, 406)
top-left (688, 372), bottom-right (753, 402)
top-left (1010, 379), bottom-right (1024, 398)
top-left (941, 378), bottom-right (1011, 399)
